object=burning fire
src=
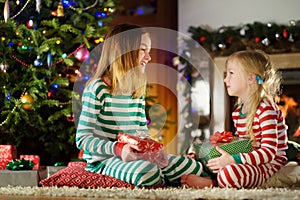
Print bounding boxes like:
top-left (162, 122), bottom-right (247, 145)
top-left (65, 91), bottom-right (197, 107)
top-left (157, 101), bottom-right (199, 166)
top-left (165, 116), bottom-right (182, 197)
top-left (276, 94), bottom-right (300, 137)
top-left (276, 94), bottom-right (298, 118)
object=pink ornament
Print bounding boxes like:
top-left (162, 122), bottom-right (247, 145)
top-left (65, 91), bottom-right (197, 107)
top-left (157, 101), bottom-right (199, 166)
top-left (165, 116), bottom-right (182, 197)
top-left (75, 47), bottom-right (90, 61)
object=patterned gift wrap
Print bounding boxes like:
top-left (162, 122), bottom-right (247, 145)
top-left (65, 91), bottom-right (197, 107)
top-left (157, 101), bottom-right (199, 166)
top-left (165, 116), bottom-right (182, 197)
top-left (117, 132), bottom-right (166, 167)
top-left (194, 137), bottom-right (253, 165)
top-left (0, 145), bottom-right (17, 170)
top-left (117, 132), bottom-right (163, 153)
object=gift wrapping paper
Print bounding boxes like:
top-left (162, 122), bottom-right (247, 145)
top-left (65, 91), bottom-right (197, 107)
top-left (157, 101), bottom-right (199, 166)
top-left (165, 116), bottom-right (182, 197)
top-left (0, 145), bottom-right (17, 170)
top-left (20, 155), bottom-right (40, 170)
top-left (194, 137), bottom-right (253, 164)
top-left (117, 132), bottom-right (167, 167)
top-left (117, 132), bottom-right (163, 152)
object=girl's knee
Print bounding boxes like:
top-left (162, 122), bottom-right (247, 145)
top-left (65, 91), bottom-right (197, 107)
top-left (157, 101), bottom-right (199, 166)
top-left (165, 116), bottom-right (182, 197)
top-left (134, 167), bottom-right (162, 187)
top-left (217, 165), bottom-right (240, 188)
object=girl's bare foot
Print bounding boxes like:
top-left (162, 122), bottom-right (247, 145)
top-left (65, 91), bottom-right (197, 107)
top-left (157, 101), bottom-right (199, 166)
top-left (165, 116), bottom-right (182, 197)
top-left (181, 174), bottom-right (215, 188)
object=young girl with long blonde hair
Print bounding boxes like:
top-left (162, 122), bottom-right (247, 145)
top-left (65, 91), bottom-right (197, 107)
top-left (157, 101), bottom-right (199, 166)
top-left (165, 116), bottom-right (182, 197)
top-left (181, 50), bottom-right (288, 188)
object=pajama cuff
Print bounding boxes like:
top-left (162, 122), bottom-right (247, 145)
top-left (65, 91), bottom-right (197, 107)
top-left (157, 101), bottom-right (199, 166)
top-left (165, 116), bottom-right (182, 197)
top-left (232, 154), bottom-right (242, 164)
top-left (114, 142), bottom-right (125, 157)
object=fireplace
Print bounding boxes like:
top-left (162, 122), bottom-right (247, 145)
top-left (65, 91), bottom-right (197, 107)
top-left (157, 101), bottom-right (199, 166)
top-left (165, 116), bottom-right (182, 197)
top-left (213, 53), bottom-right (300, 144)
top-left (277, 69), bottom-right (300, 143)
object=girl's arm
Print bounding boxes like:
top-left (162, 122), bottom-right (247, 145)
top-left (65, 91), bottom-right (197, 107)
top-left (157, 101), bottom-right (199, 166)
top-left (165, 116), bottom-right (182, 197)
top-left (240, 106), bottom-right (280, 165)
top-left (75, 81), bottom-right (117, 157)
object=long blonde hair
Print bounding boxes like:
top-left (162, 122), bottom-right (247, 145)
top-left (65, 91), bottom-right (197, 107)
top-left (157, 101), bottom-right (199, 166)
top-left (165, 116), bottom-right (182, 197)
top-left (226, 50), bottom-right (282, 142)
top-left (87, 23), bottom-right (148, 98)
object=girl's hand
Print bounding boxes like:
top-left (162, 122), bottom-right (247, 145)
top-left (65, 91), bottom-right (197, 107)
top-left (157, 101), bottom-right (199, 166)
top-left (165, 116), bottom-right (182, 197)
top-left (120, 143), bottom-right (141, 162)
top-left (206, 146), bottom-right (235, 173)
top-left (155, 150), bottom-right (169, 168)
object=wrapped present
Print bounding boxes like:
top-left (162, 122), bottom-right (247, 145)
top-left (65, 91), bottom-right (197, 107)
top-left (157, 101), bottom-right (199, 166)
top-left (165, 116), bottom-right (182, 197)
top-left (117, 132), bottom-right (163, 153)
top-left (117, 132), bottom-right (168, 168)
top-left (194, 137), bottom-right (253, 165)
top-left (20, 155), bottom-right (40, 170)
top-left (0, 145), bottom-right (17, 170)
top-left (0, 169), bottom-right (47, 187)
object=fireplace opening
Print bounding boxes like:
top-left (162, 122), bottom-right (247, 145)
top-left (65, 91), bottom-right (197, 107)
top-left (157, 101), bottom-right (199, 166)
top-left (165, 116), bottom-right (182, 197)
top-left (277, 69), bottom-right (300, 144)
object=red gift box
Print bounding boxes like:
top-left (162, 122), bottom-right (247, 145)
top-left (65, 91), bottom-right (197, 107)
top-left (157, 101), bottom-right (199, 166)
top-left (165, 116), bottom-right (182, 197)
top-left (117, 132), bottom-right (168, 168)
top-left (0, 145), bottom-right (17, 170)
top-left (20, 155), bottom-right (40, 170)
top-left (117, 132), bottom-right (163, 152)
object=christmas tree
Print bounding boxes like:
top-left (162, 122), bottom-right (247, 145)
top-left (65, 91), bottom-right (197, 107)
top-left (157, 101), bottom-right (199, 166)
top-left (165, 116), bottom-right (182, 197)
top-left (0, 0), bottom-right (118, 165)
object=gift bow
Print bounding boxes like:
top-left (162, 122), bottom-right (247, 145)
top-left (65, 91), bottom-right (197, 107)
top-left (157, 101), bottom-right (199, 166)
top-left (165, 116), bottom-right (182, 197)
top-left (210, 131), bottom-right (234, 144)
top-left (6, 159), bottom-right (34, 170)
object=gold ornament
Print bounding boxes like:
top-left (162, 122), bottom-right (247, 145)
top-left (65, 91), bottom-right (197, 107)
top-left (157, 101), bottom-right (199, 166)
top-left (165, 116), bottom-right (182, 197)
top-left (4, 0), bottom-right (10, 22)
top-left (57, 2), bottom-right (64, 17)
top-left (20, 93), bottom-right (34, 110)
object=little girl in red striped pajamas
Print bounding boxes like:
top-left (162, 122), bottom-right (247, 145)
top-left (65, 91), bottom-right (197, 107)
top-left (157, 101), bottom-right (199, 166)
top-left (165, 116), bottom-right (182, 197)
top-left (181, 50), bottom-right (288, 188)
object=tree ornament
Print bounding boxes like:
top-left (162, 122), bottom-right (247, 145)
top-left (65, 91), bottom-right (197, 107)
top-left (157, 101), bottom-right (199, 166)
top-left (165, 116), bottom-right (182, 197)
top-left (0, 62), bottom-right (9, 72)
top-left (20, 93), bottom-right (34, 110)
top-left (239, 25), bottom-right (249, 36)
top-left (57, 2), bottom-right (64, 17)
top-left (47, 52), bottom-right (53, 66)
top-left (75, 47), bottom-right (90, 61)
top-left (255, 37), bottom-right (260, 43)
top-left (199, 36), bottom-right (206, 43)
top-left (4, 0), bottom-right (10, 22)
top-left (26, 19), bottom-right (34, 28)
top-left (283, 29), bottom-right (289, 39)
top-left (288, 34), bottom-right (294, 42)
top-left (34, 56), bottom-right (43, 67)
top-left (36, 0), bottom-right (41, 13)
top-left (217, 41), bottom-right (226, 49)
top-left (289, 20), bottom-right (296, 26)
top-left (261, 38), bottom-right (270, 46)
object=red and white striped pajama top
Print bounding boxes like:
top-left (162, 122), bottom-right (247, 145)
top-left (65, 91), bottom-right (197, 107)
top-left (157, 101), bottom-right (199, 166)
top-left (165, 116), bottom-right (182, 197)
top-left (217, 98), bottom-right (288, 188)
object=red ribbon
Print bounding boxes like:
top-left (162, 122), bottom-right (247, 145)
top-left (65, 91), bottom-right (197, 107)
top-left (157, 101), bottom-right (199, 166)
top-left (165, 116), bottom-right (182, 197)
top-left (210, 131), bottom-right (233, 144)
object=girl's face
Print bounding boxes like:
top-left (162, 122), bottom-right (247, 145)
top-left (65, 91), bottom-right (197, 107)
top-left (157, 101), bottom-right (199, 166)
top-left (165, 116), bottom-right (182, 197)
top-left (224, 58), bottom-right (248, 100)
top-left (138, 33), bottom-right (151, 73)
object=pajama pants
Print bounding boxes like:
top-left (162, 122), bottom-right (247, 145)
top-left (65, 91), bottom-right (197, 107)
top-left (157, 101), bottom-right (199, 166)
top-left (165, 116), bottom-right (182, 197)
top-left (86, 154), bottom-right (203, 187)
top-left (217, 163), bottom-right (282, 188)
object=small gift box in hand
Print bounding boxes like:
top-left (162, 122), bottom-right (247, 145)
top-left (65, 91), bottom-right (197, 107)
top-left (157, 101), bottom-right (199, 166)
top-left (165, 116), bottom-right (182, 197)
top-left (194, 131), bottom-right (253, 166)
top-left (117, 132), bottom-right (168, 168)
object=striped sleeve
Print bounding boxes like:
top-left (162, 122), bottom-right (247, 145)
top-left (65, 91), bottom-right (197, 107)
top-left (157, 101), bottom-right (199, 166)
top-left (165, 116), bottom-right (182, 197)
top-left (240, 100), bottom-right (287, 166)
top-left (75, 80), bottom-right (116, 157)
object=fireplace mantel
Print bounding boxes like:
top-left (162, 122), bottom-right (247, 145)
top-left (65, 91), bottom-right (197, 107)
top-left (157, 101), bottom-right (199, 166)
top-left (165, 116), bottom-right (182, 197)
top-left (211, 53), bottom-right (300, 132)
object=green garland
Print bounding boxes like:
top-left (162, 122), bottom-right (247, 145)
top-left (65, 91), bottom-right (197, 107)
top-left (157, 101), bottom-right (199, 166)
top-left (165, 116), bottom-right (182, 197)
top-left (187, 20), bottom-right (300, 56)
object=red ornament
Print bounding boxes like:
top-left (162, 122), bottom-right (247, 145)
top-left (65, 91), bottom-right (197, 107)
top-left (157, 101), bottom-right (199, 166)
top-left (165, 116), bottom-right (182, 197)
top-left (199, 36), bottom-right (206, 43)
top-left (26, 20), bottom-right (34, 28)
top-left (254, 37), bottom-right (260, 43)
top-left (283, 29), bottom-right (289, 39)
top-left (47, 91), bottom-right (52, 98)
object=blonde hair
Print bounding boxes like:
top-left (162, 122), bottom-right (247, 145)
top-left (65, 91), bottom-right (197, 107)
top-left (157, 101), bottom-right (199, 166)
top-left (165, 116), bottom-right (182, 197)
top-left (87, 23), bottom-right (148, 98)
top-left (226, 50), bottom-right (282, 143)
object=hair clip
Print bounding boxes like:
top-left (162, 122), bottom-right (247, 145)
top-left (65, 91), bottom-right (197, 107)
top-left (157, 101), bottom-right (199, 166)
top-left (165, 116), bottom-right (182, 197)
top-left (256, 75), bottom-right (263, 85)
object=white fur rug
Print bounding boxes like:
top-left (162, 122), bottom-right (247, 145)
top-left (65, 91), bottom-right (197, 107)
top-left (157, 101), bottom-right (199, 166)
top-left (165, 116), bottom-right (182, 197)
top-left (0, 186), bottom-right (300, 200)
